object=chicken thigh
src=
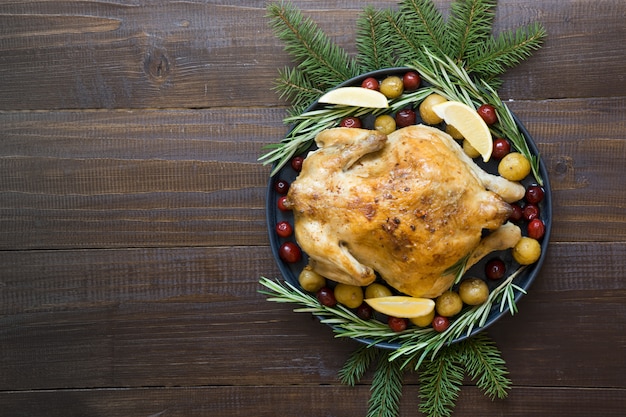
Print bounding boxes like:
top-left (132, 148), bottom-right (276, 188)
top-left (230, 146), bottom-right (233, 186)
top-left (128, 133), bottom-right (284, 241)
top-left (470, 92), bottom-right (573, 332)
top-left (284, 125), bottom-right (523, 298)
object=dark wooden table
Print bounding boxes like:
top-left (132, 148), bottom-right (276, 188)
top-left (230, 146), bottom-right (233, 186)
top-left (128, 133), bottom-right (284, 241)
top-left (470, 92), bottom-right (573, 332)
top-left (1, 1), bottom-right (625, 416)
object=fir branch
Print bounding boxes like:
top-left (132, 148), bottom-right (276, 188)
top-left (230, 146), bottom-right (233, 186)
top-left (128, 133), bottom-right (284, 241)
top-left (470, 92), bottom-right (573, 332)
top-left (460, 333), bottom-right (511, 399)
top-left (356, 6), bottom-right (397, 72)
top-left (467, 22), bottom-right (546, 83)
top-left (398, 0), bottom-right (449, 57)
top-left (266, 2), bottom-right (359, 92)
top-left (274, 66), bottom-right (323, 117)
top-left (418, 346), bottom-right (464, 417)
top-left (367, 349), bottom-right (404, 417)
top-left (447, 0), bottom-right (496, 64)
top-left (338, 344), bottom-right (379, 386)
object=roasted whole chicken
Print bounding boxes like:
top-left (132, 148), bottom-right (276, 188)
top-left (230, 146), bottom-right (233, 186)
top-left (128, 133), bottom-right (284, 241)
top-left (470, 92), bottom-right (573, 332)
top-left (283, 125), bottom-right (525, 298)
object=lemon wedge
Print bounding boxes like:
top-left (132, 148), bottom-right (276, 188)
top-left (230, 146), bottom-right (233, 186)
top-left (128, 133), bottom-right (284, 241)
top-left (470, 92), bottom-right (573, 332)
top-left (432, 101), bottom-right (493, 162)
top-left (318, 87), bottom-right (389, 108)
top-left (365, 296), bottom-right (435, 318)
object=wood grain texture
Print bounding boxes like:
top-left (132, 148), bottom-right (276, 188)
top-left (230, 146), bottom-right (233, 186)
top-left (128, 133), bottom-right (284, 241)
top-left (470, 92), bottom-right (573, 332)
top-left (1, 0), bottom-right (625, 415)
top-left (0, 0), bottom-right (624, 110)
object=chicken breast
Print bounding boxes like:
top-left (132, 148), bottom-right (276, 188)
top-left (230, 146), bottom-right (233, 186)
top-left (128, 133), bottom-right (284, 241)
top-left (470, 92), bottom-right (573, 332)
top-left (284, 125), bottom-right (523, 298)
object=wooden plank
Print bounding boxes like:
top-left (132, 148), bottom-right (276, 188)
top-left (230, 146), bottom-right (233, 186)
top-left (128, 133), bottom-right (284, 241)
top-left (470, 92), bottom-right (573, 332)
top-left (1, 97), bottom-right (625, 250)
top-left (0, 0), bottom-right (624, 110)
top-left (1, 243), bottom-right (625, 390)
top-left (0, 385), bottom-right (624, 417)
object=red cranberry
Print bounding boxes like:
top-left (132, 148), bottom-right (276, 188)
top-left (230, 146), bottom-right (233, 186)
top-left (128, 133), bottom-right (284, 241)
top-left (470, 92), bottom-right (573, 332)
top-left (339, 117), bottom-right (362, 128)
top-left (277, 195), bottom-right (290, 211)
top-left (388, 316), bottom-right (409, 332)
top-left (316, 287), bottom-right (337, 307)
top-left (492, 138), bottom-right (511, 159)
top-left (356, 303), bottom-right (374, 320)
top-left (527, 219), bottom-right (546, 240)
top-left (509, 203), bottom-right (523, 222)
top-left (291, 156), bottom-right (304, 172)
top-left (432, 316), bottom-right (450, 332)
top-left (525, 185), bottom-right (545, 204)
top-left (274, 179), bottom-right (290, 194)
top-left (395, 108), bottom-right (416, 128)
top-left (402, 71), bottom-right (421, 90)
top-left (275, 221), bottom-right (293, 238)
top-left (485, 258), bottom-right (506, 280)
top-left (279, 242), bottom-right (302, 263)
top-left (523, 204), bottom-right (540, 221)
top-left (477, 104), bottom-right (498, 125)
top-left (361, 77), bottom-right (380, 91)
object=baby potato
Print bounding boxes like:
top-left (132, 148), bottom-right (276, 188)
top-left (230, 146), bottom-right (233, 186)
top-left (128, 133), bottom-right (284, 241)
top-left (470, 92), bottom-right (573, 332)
top-left (435, 291), bottom-right (463, 317)
top-left (380, 76), bottom-right (404, 99)
top-left (458, 278), bottom-right (489, 305)
top-left (365, 282), bottom-right (393, 299)
top-left (410, 309), bottom-right (435, 327)
top-left (334, 283), bottom-right (364, 309)
top-left (298, 266), bottom-right (326, 292)
top-left (498, 152), bottom-right (531, 181)
top-left (374, 114), bottom-right (396, 134)
top-left (463, 139), bottom-right (481, 158)
top-left (513, 237), bottom-right (542, 265)
top-left (419, 93), bottom-right (447, 125)
top-left (445, 124), bottom-right (464, 140)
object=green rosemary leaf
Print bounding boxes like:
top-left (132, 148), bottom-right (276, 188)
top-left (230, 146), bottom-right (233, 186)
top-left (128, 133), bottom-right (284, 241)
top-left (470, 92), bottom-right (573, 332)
top-left (467, 22), bottom-right (546, 83)
top-left (367, 350), bottom-right (404, 417)
top-left (356, 6), bottom-right (397, 72)
top-left (338, 345), bottom-right (379, 386)
top-left (266, 1), bottom-right (359, 91)
top-left (418, 346), bottom-right (464, 417)
top-left (447, 0), bottom-right (496, 64)
top-left (460, 333), bottom-right (511, 400)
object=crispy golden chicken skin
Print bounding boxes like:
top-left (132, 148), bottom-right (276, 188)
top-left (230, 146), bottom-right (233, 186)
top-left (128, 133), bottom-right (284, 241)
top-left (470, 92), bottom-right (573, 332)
top-left (284, 125), bottom-right (523, 298)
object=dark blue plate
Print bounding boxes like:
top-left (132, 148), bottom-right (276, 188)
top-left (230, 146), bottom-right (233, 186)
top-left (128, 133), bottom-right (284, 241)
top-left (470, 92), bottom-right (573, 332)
top-left (266, 68), bottom-right (551, 349)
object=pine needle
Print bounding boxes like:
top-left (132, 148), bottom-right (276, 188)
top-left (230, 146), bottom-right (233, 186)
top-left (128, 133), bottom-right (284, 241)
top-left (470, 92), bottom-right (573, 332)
top-left (398, 0), bottom-right (448, 57)
top-left (338, 345), bottom-right (379, 386)
top-left (266, 1), bottom-right (359, 92)
top-left (418, 346), bottom-right (464, 417)
top-left (274, 66), bottom-right (323, 117)
top-left (447, 0), bottom-right (496, 63)
top-left (459, 333), bottom-right (511, 399)
top-left (467, 22), bottom-right (546, 83)
top-left (367, 350), bottom-right (404, 417)
top-left (356, 6), bottom-right (397, 72)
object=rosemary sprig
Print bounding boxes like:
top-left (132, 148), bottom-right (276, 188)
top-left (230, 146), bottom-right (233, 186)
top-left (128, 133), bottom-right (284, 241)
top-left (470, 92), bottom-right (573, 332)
top-left (411, 48), bottom-right (543, 184)
top-left (259, 266), bottom-right (525, 370)
top-left (259, 88), bottom-right (433, 176)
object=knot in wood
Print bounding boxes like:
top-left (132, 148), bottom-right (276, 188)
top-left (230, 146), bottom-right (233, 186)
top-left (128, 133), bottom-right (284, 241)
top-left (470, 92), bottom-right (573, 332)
top-left (144, 48), bottom-right (171, 82)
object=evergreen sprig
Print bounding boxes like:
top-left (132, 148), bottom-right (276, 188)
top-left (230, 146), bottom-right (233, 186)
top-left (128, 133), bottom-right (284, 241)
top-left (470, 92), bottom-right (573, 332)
top-left (368, 350), bottom-right (404, 417)
top-left (335, 334), bottom-right (511, 417)
top-left (461, 333), bottom-right (511, 399)
top-left (446, 0), bottom-right (496, 64)
top-left (267, 1), bottom-right (359, 116)
top-left (356, 7), bottom-right (397, 73)
top-left (418, 346), bottom-right (464, 417)
top-left (261, 1), bottom-right (545, 416)
top-left (338, 343), bottom-right (378, 386)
